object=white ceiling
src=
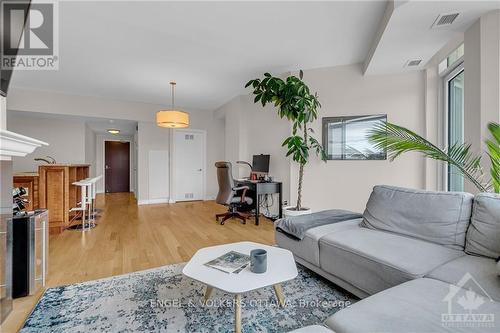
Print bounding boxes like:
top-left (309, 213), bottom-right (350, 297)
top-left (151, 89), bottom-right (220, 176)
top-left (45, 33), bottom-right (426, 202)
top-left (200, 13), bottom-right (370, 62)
top-left (10, 1), bottom-right (500, 111)
top-left (365, 1), bottom-right (500, 74)
top-left (10, 1), bottom-right (388, 111)
top-left (86, 119), bottom-right (137, 136)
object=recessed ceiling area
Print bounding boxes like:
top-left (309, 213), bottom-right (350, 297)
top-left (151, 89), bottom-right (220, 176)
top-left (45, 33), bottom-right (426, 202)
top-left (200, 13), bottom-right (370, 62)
top-left (86, 119), bottom-right (137, 136)
top-left (10, 0), bottom-right (388, 111)
top-left (8, 110), bottom-right (138, 136)
top-left (364, 0), bottom-right (500, 75)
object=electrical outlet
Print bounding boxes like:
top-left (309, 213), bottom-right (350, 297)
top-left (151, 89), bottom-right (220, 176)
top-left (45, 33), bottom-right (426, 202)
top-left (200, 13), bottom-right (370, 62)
top-left (283, 200), bottom-right (288, 206)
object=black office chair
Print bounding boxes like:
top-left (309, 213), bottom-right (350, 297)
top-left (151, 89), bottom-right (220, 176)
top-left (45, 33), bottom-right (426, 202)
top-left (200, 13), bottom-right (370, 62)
top-left (214, 161), bottom-right (253, 225)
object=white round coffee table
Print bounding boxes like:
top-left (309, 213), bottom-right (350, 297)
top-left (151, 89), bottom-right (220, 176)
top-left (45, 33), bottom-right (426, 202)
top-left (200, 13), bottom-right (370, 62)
top-left (182, 241), bottom-right (298, 333)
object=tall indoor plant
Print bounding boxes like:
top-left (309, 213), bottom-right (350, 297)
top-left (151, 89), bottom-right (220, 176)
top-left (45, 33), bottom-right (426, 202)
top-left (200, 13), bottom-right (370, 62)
top-left (369, 122), bottom-right (500, 193)
top-left (245, 71), bottom-right (326, 215)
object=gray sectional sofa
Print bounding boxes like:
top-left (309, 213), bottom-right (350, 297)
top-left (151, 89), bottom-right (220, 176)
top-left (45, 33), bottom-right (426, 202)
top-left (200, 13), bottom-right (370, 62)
top-left (277, 185), bottom-right (500, 333)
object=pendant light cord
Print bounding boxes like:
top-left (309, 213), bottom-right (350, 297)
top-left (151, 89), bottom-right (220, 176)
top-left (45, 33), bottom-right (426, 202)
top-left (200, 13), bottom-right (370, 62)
top-left (170, 81), bottom-right (176, 109)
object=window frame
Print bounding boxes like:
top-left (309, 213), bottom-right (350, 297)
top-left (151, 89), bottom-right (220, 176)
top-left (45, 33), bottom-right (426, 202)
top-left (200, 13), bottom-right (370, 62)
top-left (442, 62), bottom-right (464, 191)
top-left (321, 114), bottom-right (387, 161)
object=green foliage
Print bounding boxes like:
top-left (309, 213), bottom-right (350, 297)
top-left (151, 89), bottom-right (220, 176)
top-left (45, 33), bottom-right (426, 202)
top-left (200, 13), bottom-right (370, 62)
top-left (245, 71), bottom-right (325, 165)
top-left (245, 70), bottom-right (321, 130)
top-left (369, 122), bottom-right (500, 193)
top-left (246, 71), bottom-right (327, 209)
top-left (486, 123), bottom-right (500, 192)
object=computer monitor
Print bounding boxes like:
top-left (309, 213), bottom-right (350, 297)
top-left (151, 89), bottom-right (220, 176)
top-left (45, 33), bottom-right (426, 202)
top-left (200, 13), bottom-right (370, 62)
top-left (252, 154), bottom-right (270, 174)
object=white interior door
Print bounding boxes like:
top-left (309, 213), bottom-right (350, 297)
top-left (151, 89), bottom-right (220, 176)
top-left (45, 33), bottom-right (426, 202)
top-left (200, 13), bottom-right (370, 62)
top-left (173, 130), bottom-right (205, 201)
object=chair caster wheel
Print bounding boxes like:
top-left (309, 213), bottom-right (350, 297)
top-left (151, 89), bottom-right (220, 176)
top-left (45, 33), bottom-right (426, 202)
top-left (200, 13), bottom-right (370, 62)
top-left (220, 221), bottom-right (225, 225)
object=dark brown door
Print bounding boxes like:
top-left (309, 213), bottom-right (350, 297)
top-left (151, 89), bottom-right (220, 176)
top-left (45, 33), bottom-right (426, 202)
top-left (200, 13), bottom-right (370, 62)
top-left (105, 141), bottom-right (130, 193)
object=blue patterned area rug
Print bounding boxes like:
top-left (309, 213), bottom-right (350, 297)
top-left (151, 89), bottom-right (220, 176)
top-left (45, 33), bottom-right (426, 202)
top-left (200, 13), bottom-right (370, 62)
top-left (21, 263), bottom-right (356, 333)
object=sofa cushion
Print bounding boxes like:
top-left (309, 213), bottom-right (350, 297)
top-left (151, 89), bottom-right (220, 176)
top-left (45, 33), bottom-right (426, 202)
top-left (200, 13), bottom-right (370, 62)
top-left (319, 228), bottom-right (464, 295)
top-left (275, 219), bottom-right (361, 266)
top-left (426, 255), bottom-right (500, 301)
top-left (361, 185), bottom-right (473, 249)
top-left (465, 193), bottom-right (500, 258)
top-left (325, 278), bottom-right (500, 333)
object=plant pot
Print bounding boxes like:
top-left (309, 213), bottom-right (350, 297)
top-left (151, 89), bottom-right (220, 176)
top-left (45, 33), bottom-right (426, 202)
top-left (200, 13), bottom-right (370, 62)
top-left (283, 206), bottom-right (312, 217)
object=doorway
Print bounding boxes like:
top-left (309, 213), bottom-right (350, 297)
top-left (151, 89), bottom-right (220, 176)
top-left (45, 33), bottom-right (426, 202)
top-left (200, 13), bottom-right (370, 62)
top-left (105, 141), bottom-right (130, 193)
top-left (173, 129), bottom-right (206, 201)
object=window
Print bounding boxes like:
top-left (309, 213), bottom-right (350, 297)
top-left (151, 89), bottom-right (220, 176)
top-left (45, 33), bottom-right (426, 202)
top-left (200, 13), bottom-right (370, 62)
top-left (322, 115), bottom-right (387, 160)
top-left (439, 44), bottom-right (464, 75)
top-left (446, 67), bottom-right (464, 191)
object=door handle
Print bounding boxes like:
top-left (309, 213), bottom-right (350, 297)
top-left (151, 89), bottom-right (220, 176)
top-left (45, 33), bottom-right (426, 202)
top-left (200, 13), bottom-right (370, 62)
top-left (197, 169), bottom-right (202, 171)
top-left (105, 165), bottom-right (110, 170)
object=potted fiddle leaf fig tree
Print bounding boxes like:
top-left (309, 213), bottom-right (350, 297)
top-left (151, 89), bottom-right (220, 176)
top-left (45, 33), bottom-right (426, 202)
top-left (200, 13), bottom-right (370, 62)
top-left (245, 70), bottom-right (326, 216)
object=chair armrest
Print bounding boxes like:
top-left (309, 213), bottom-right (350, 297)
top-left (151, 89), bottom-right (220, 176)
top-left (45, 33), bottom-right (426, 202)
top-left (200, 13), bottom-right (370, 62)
top-left (232, 186), bottom-right (250, 203)
top-left (232, 186), bottom-right (250, 191)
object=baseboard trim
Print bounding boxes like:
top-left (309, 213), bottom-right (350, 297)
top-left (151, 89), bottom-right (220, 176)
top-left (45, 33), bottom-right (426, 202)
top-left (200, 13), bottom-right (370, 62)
top-left (137, 198), bottom-right (170, 205)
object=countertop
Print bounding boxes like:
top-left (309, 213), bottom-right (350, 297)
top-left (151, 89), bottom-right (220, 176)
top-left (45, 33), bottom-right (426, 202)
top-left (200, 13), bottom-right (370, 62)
top-left (38, 164), bottom-right (90, 167)
top-left (13, 172), bottom-right (39, 177)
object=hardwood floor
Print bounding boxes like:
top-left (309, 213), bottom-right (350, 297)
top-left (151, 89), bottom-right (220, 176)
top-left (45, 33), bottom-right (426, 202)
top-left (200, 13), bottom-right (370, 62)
top-left (2, 193), bottom-right (275, 333)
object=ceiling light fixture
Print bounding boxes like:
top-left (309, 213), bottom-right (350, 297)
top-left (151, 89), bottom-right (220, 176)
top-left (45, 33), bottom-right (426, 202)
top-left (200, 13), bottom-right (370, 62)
top-left (107, 129), bottom-right (120, 134)
top-left (156, 82), bottom-right (189, 128)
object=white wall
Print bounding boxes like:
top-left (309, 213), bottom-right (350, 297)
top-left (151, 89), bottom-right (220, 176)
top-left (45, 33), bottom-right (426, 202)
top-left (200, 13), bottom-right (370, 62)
top-left (85, 123), bottom-right (96, 177)
top-left (7, 112), bottom-right (86, 172)
top-left (218, 63), bottom-right (426, 213)
top-left (137, 122), bottom-right (170, 204)
top-left (219, 96), bottom-right (246, 176)
top-left (215, 94), bottom-right (291, 215)
top-left (291, 64), bottom-right (425, 212)
top-left (464, 10), bottom-right (500, 193)
top-left (137, 114), bottom-right (224, 204)
top-left (424, 35), bottom-right (464, 192)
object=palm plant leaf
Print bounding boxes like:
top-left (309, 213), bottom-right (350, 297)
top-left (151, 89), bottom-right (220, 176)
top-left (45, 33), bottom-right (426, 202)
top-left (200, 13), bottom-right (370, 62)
top-left (486, 122), bottom-right (500, 193)
top-left (369, 122), bottom-right (488, 193)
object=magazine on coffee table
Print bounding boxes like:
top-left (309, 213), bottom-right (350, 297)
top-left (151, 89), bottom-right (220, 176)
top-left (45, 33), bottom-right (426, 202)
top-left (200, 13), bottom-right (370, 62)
top-left (204, 251), bottom-right (250, 274)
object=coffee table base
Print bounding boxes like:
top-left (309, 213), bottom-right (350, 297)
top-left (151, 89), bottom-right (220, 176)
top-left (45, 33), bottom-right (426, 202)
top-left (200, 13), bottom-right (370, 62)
top-left (202, 284), bottom-right (285, 333)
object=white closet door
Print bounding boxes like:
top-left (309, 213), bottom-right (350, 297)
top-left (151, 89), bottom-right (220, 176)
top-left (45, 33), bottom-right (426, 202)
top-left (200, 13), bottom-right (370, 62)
top-left (173, 130), bottom-right (205, 201)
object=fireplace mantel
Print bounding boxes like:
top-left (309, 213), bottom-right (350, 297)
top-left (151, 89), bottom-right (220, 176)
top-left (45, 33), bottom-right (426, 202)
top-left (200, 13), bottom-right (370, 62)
top-left (0, 129), bottom-right (48, 160)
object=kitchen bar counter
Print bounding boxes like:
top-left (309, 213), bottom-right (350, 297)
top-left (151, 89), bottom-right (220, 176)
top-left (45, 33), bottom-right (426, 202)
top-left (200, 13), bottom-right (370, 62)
top-left (38, 164), bottom-right (90, 234)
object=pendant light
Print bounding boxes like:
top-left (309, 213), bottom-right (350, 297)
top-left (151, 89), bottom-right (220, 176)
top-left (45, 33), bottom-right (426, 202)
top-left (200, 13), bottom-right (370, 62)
top-left (156, 81), bottom-right (189, 128)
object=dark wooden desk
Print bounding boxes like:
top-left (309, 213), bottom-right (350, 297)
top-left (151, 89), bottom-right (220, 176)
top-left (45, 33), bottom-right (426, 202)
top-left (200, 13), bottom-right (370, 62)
top-left (236, 180), bottom-right (282, 225)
